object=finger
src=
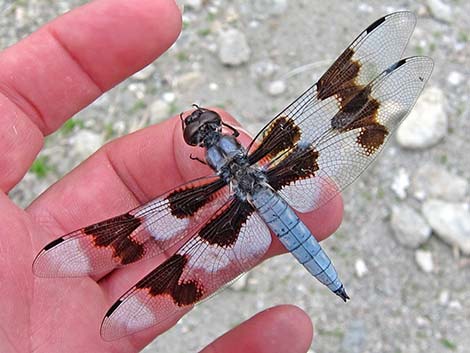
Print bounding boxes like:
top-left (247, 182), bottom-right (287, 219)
top-left (0, 0), bottom-right (181, 133)
top-left (0, 0), bottom-right (181, 191)
top-left (200, 305), bottom-right (313, 353)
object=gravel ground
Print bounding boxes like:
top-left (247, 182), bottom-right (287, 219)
top-left (2, 0), bottom-right (469, 352)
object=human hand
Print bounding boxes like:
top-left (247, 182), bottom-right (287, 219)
top-left (0, 1), bottom-right (342, 352)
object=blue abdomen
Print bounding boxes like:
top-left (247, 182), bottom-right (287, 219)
top-left (251, 187), bottom-right (348, 300)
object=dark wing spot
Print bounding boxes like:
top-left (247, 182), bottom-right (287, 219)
top-left (248, 116), bottom-right (301, 165)
top-left (331, 87), bottom-right (387, 155)
top-left (43, 237), bottom-right (66, 251)
top-left (172, 281), bottom-right (203, 306)
top-left (365, 14), bottom-right (386, 33)
top-left (357, 124), bottom-right (388, 156)
top-left (199, 199), bottom-right (254, 247)
top-left (331, 87), bottom-right (371, 129)
top-left (136, 254), bottom-right (204, 306)
top-left (385, 58), bottom-right (407, 73)
top-left (267, 146), bottom-right (319, 190)
top-left (317, 48), bottom-right (362, 104)
top-left (84, 213), bottom-right (144, 265)
top-left (105, 299), bottom-right (124, 317)
top-left (168, 178), bottom-right (226, 218)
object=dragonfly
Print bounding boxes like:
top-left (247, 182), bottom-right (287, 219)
top-left (33, 11), bottom-right (433, 341)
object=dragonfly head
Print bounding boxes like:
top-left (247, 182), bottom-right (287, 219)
top-left (182, 105), bottom-right (222, 147)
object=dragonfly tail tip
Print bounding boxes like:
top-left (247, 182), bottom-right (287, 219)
top-left (334, 285), bottom-right (350, 302)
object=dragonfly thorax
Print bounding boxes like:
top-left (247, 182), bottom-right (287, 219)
top-left (223, 159), bottom-right (266, 199)
top-left (203, 132), bottom-right (266, 199)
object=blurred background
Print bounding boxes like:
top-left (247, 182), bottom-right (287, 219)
top-left (1, 0), bottom-right (469, 352)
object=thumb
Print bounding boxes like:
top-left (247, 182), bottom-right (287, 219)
top-left (199, 305), bottom-right (313, 353)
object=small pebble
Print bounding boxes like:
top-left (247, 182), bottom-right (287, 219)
top-left (390, 204), bottom-right (431, 249)
top-left (447, 71), bottom-right (464, 86)
top-left (416, 316), bottom-right (430, 327)
top-left (391, 168), bottom-right (410, 200)
top-left (449, 301), bottom-right (462, 310)
top-left (422, 200), bottom-right (470, 255)
top-left (438, 290), bottom-right (450, 305)
top-left (427, 0), bottom-right (453, 22)
top-left (415, 250), bottom-right (434, 273)
top-left (411, 163), bottom-right (469, 202)
top-left (218, 28), bottom-right (251, 66)
top-left (162, 92), bottom-right (176, 103)
top-left (267, 80), bottom-right (286, 96)
top-left (397, 87), bottom-right (448, 149)
top-left (355, 259), bottom-right (369, 278)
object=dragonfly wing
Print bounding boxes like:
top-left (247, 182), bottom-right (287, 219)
top-left (265, 57), bottom-right (433, 212)
top-left (100, 197), bottom-right (271, 340)
top-left (33, 176), bottom-right (230, 277)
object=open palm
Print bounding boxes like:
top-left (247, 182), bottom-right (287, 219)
top-left (0, 1), bottom-right (342, 352)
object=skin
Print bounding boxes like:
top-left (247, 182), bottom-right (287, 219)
top-left (0, 1), bottom-right (343, 352)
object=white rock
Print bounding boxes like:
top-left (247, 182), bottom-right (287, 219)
top-left (128, 83), bottom-right (146, 99)
top-left (358, 3), bottom-right (373, 13)
top-left (390, 204), bottom-right (432, 248)
top-left (225, 7), bottom-right (239, 22)
top-left (422, 199), bottom-right (470, 254)
top-left (207, 42), bottom-right (217, 53)
top-left (391, 168), bottom-right (410, 200)
top-left (354, 259), bottom-right (368, 278)
top-left (449, 300), bottom-right (462, 310)
top-left (133, 64), bottom-right (155, 80)
top-left (411, 163), bottom-right (469, 201)
top-left (415, 250), bottom-right (434, 273)
top-left (438, 290), bottom-right (450, 305)
top-left (150, 100), bottom-right (170, 120)
top-left (396, 86), bottom-right (448, 149)
top-left (113, 121), bottom-right (126, 135)
top-left (426, 0), bottom-right (453, 22)
top-left (70, 130), bottom-right (104, 158)
top-left (162, 92), bottom-right (176, 103)
top-left (267, 80), bottom-right (286, 96)
top-left (209, 82), bottom-right (219, 91)
top-left (249, 20), bottom-right (261, 29)
top-left (416, 316), bottom-right (430, 327)
top-left (218, 28), bottom-right (251, 66)
top-left (447, 71), bottom-right (464, 86)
